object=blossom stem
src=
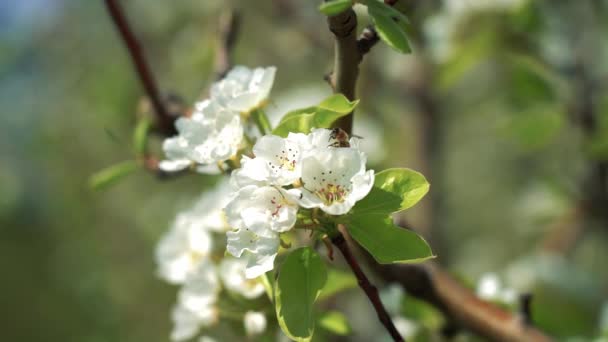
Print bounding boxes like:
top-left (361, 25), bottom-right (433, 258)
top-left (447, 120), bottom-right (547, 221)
top-left (251, 108), bottom-right (273, 135)
top-left (330, 224), bottom-right (404, 342)
top-left (103, 0), bottom-right (177, 135)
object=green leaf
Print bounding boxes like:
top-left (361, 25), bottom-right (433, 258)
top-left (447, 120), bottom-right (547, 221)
top-left (275, 247), bottom-right (328, 341)
top-left (363, 0), bottom-right (410, 26)
top-left (351, 168), bottom-right (429, 216)
top-left (133, 117), bottom-right (151, 156)
top-left (318, 93), bottom-right (358, 113)
top-left (318, 311), bottom-right (351, 336)
top-left (88, 160), bottom-right (138, 191)
top-left (261, 272), bottom-right (275, 301)
top-left (347, 214), bottom-right (434, 264)
top-left (272, 94), bottom-right (358, 137)
top-left (319, 0), bottom-right (352, 16)
top-left (318, 269), bottom-right (357, 301)
top-left (365, 0), bottom-right (411, 53)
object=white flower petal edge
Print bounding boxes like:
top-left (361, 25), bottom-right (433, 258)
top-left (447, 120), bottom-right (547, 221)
top-left (297, 147), bottom-right (374, 215)
top-left (244, 311), bottom-right (267, 336)
top-left (170, 261), bottom-right (220, 341)
top-left (212, 66), bottom-right (276, 113)
top-left (155, 214), bottom-right (213, 284)
top-left (224, 185), bottom-right (298, 233)
top-left (226, 227), bottom-right (279, 279)
top-left (219, 258), bottom-right (266, 299)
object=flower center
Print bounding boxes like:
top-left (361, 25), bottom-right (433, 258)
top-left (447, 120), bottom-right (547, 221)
top-left (269, 147), bottom-right (298, 172)
top-left (314, 183), bottom-right (348, 206)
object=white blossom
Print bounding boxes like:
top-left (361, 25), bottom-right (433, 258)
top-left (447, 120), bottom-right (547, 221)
top-left (224, 185), bottom-right (299, 233)
top-left (160, 99), bottom-right (243, 173)
top-left (243, 311), bottom-right (267, 336)
top-left (155, 181), bottom-right (231, 284)
top-left (219, 258), bottom-right (266, 299)
top-left (170, 261), bottom-right (220, 341)
top-left (296, 147), bottom-right (374, 215)
top-left (226, 226), bottom-right (280, 279)
top-left (156, 213), bottom-right (213, 284)
top-left (476, 273), bottom-right (517, 304)
top-left (232, 133), bottom-right (309, 186)
top-left (211, 66), bottom-right (276, 113)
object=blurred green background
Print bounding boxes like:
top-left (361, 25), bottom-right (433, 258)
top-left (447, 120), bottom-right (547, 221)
top-left (1, 0), bottom-right (607, 341)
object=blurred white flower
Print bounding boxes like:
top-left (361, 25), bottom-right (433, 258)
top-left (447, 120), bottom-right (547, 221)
top-left (170, 304), bottom-right (207, 341)
top-left (243, 311), bottom-right (267, 336)
top-left (198, 337), bottom-right (217, 342)
top-left (219, 258), bottom-right (266, 299)
top-left (211, 66), bottom-right (276, 113)
top-left (476, 273), bottom-right (517, 304)
top-left (170, 261), bottom-right (220, 341)
top-left (392, 316), bottom-right (419, 340)
top-left (296, 147), bottom-right (374, 215)
top-left (156, 213), bottom-right (213, 284)
top-left (155, 181), bottom-right (231, 284)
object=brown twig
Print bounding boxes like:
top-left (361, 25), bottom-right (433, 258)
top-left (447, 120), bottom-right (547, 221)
top-left (213, 10), bottom-right (241, 80)
top-left (326, 7), bottom-right (360, 134)
top-left (104, 0), bottom-right (176, 136)
top-left (357, 26), bottom-right (380, 57)
top-left (375, 262), bottom-right (553, 342)
top-left (331, 225), bottom-right (404, 342)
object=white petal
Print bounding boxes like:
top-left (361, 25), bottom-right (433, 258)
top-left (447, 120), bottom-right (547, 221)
top-left (219, 258), bottom-right (266, 299)
top-left (171, 304), bottom-right (202, 341)
top-left (245, 251), bottom-right (277, 279)
top-left (244, 311), bottom-right (267, 336)
top-left (159, 159), bottom-right (192, 172)
top-left (255, 67), bottom-right (276, 102)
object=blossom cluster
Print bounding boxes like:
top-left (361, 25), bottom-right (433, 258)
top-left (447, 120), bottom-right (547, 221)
top-left (160, 66), bottom-right (276, 174)
top-left (224, 128), bottom-right (375, 279)
top-left (155, 181), bottom-right (267, 341)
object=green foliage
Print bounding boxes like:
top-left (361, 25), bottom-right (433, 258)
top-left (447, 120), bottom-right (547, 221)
top-left (275, 247), bottom-right (328, 341)
top-left (318, 269), bottom-right (357, 301)
top-left (351, 168), bottom-right (430, 216)
top-left (318, 311), bottom-right (351, 336)
top-left (501, 105), bottom-right (565, 150)
top-left (319, 0), bottom-right (352, 16)
top-left (347, 213), bottom-right (434, 264)
top-left (344, 168), bottom-right (432, 263)
top-left (88, 160), bottom-right (138, 191)
top-left (132, 117), bottom-right (151, 156)
top-left (272, 94), bottom-right (358, 137)
top-left (363, 0), bottom-right (411, 53)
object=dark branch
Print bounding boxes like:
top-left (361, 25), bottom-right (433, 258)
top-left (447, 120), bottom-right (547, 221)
top-left (331, 225), bottom-right (404, 342)
top-left (357, 26), bottom-right (380, 58)
top-left (519, 293), bottom-right (534, 326)
top-left (327, 8), bottom-right (359, 134)
top-left (213, 9), bottom-right (241, 80)
top-left (104, 0), bottom-right (177, 136)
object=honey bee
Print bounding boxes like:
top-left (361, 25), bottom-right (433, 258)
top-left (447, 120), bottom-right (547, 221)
top-left (328, 128), bottom-right (351, 148)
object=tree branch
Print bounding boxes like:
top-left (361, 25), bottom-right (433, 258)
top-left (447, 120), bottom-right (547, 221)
top-left (327, 8), bottom-right (359, 134)
top-left (331, 225), bottom-right (404, 342)
top-left (374, 262), bottom-right (553, 342)
top-left (104, 0), bottom-right (177, 136)
top-left (213, 9), bottom-right (241, 81)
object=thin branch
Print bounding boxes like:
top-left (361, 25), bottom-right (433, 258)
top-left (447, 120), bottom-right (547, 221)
top-left (331, 225), bottom-right (404, 342)
top-left (327, 7), bottom-right (359, 134)
top-left (370, 261), bottom-right (553, 341)
top-left (213, 9), bottom-right (241, 80)
top-left (104, 0), bottom-right (176, 136)
top-left (357, 26), bottom-right (380, 57)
